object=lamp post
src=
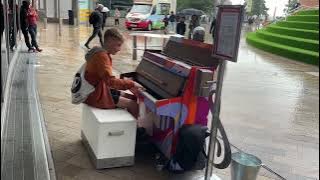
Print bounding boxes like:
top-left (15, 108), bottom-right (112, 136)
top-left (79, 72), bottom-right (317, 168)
top-left (43, 0), bottom-right (48, 29)
top-left (58, 0), bottom-right (62, 36)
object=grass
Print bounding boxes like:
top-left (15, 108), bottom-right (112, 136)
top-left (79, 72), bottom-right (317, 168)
top-left (247, 33), bottom-right (319, 65)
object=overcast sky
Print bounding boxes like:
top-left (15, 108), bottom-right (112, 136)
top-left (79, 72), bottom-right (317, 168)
top-left (230, 0), bottom-right (288, 16)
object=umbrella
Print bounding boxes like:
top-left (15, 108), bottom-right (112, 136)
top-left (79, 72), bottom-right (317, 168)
top-left (179, 8), bottom-right (205, 16)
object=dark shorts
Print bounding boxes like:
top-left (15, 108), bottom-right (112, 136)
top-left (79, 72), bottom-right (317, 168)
top-left (110, 89), bottom-right (121, 104)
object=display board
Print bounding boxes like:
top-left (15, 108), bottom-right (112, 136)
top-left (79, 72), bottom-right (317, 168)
top-left (212, 5), bottom-right (244, 62)
top-left (79, 0), bottom-right (90, 24)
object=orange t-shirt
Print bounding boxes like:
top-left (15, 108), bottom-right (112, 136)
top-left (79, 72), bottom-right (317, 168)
top-left (84, 50), bottom-right (134, 109)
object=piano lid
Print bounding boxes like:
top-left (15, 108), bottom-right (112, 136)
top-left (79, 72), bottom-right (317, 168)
top-left (163, 37), bottom-right (220, 68)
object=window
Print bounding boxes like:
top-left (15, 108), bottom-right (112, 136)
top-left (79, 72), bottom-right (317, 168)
top-left (130, 4), bottom-right (152, 14)
top-left (157, 3), bottom-right (170, 15)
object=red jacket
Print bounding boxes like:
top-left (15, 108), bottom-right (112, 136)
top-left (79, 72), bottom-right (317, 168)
top-left (84, 47), bottom-right (135, 109)
top-left (27, 8), bottom-right (38, 26)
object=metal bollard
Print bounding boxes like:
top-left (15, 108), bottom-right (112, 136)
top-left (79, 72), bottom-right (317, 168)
top-left (133, 36), bottom-right (137, 60)
top-left (43, 17), bottom-right (48, 29)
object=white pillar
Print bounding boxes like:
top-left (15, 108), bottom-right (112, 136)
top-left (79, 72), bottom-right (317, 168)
top-left (58, 0), bottom-right (62, 36)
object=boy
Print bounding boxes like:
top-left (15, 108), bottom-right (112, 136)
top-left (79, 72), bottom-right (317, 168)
top-left (176, 17), bottom-right (186, 36)
top-left (84, 28), bottom-right (144, 118)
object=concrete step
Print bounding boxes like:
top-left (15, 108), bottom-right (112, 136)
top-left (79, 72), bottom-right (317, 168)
top-left (246, 33), bottom-right (319, 65)
top-left (276, 21), bottom-right (319, 31)
top-left (287, 15), bottom-right (319, 22)
top-left (256, 30), bottom-right (319, 52)
top-left (266, 25), bottom-right (319, 40)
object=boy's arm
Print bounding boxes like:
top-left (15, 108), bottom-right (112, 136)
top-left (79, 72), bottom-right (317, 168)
top-left (95, 53), bottom-right (135, 90)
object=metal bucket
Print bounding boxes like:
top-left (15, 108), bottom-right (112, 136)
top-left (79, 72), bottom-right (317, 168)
top-left (231, 152), bottom-right (262, 180)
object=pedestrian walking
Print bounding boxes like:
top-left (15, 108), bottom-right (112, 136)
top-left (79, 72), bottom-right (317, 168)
top-left (85, 4), bottom-right (104, 49)
top-left (20, 0), bottom-right (33, 52)
top-left (9, 2), bottom-right (19, 51)
top-left (27, 4), bottom-right (42, 52)
top-left (101, 4), bottom-right (110, 30)
top-left (188, 15), bottom-right (200, 39)
top-left (176, 16), bottom-right (186, 36)
top-left (163, 14), bottom-right (169, 34)
top-left (169, 11), bottom-right (176, 32)
top-left (114, 8), bottom-right (121, 26)
top-left (209, 18), bottom-right (216, 40)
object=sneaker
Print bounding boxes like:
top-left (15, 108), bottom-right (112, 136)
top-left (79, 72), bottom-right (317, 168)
top-left (36, 48), bottom-right (43, 52)
top-left (84, 44), bottom-right (90, 49)
top-left (28, 48), bottom-right (35, 53)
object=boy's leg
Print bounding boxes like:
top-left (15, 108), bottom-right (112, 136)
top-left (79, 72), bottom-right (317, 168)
top-left (116, 96), bottom-right (139, 119)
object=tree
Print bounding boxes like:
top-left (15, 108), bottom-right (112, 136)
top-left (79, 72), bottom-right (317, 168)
top-left (247, 0), bottom-right (269, 16)
top-left (177, 0), bottom-right (214, 13)
top-left (284, 0), bottom-right (298, 13)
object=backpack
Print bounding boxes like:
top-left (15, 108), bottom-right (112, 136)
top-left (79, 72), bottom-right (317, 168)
top-left (89, 12), bottom-right (96, 24)
top-left (168, 121), bottom-right (232, 172)
top-left (71, 63), bottom-right (95, 104)
top-left (170, 125), bottom-right (208, 172)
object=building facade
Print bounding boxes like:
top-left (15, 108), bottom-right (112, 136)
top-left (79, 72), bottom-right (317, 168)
top-left (299, 0), bottom-right (319, 7)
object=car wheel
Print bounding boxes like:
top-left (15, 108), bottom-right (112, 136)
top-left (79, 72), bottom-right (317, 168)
top-left (127, 27), bottom-right (132, 30)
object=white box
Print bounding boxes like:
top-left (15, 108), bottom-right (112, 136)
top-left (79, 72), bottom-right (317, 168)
top-left (81, 104), bottom-right (137, 169)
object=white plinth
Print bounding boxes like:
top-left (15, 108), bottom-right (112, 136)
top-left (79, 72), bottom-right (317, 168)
top-left (81, 104), bottom-right (137, 169)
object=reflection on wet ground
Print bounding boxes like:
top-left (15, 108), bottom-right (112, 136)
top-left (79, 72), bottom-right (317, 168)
top-left (36, 21), bottom-right (318, 180)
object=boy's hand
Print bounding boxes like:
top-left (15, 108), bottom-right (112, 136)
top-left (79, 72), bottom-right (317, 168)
top-left (134, 82), bottom-right (145, 91)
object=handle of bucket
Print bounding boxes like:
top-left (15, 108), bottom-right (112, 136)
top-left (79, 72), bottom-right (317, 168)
top-left (261, 164), bottom-right (287, 180)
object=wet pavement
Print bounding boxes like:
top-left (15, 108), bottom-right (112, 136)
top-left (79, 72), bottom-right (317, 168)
top-left (35, 19), bottom-right (319, 180)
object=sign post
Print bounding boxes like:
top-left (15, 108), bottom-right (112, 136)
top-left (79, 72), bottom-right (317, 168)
top-left (204, 5), bottom-right (244, 180)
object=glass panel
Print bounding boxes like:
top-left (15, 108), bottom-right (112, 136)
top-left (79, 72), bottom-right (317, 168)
top-left (157, 3), bottom-right (170, 15)
top-left (1, 0), bottom-right (9, 102)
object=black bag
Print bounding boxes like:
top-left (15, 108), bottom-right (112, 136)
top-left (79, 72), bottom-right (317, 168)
top-left (169, 119), bottom-right (232, 172)
top-left (174, 125), bottom-right (208, 171)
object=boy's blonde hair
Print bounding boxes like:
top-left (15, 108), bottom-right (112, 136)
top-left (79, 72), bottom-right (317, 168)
top-left (104, 28), bottom-right (124, 42)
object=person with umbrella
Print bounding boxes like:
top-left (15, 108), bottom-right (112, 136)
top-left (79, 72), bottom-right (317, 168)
top-left (188, 15), bottom-right (200, 39)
